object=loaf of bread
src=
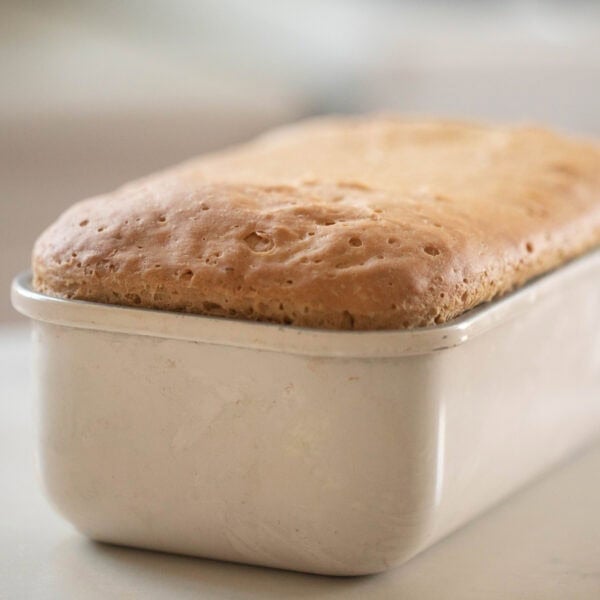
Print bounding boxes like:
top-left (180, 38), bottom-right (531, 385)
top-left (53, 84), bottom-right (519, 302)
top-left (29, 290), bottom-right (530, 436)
top-left (33, 116), bottom-right (600, 329)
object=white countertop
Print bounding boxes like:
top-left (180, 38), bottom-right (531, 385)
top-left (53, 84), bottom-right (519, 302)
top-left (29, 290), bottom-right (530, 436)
top-left (1, 323), bottom-right (599, 599)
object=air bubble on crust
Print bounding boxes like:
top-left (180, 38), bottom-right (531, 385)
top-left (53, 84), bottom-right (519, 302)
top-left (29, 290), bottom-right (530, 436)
top-left (158, 215), bottom-right (167, 223)
top-left (424, 245), bottom-right (440, 256)
top-left (79, 220), bottom-right (89, 227)
top-left (550, 162), bottom-right (579, 177)
top-left (203, 301), bottom-right (222, 311)
top-left (349, 237), bottom-right (363, 247)
top-left (526, 241), bottom-right (534, 253)
top-left (337, 180), bottom-right (370, 191)
top-left (125, 293), bottom-right (142, 305)
top-left (340, 311), bottom-right (355, 329)
top-left (244, 231), bottom-right (275, 253)
top-left (180, 269), bottom-right (193, 281)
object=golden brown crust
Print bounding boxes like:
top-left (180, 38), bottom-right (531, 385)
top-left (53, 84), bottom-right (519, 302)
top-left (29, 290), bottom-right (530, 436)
top-left (32, 116), bottom-right (600, 329)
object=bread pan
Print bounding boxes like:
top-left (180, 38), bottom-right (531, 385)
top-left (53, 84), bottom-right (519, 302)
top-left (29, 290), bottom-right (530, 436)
top-left (10, 249), bottom-right (600, 575)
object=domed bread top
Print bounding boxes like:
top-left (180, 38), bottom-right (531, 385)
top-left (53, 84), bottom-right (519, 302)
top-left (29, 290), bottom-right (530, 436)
top-left (33, 116), bottom-right (600, 329)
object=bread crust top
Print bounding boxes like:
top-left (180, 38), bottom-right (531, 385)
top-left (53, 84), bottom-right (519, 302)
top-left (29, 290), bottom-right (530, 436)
top-left (33, 116), bottom-right (600, 329)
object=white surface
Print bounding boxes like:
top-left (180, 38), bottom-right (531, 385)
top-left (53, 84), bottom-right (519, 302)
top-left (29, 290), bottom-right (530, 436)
top-left (2, 323), bottom-right (600, 597)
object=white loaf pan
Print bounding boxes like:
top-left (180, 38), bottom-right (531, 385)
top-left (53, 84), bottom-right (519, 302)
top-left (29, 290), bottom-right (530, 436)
top-left (11, 251), bottom-right (600, 576)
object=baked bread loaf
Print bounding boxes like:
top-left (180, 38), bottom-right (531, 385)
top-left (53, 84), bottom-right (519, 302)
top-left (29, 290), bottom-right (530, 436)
top-left (33, 116), bottom-right (600, 330)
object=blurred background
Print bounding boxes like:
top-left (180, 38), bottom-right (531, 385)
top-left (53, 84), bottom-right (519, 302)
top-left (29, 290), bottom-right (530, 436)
top-left (2, 0), bottom-right (600, 321)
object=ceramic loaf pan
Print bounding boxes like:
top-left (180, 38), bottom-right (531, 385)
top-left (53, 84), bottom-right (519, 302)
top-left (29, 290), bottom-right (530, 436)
top-left (11, 249), bottom-right (600, 575)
